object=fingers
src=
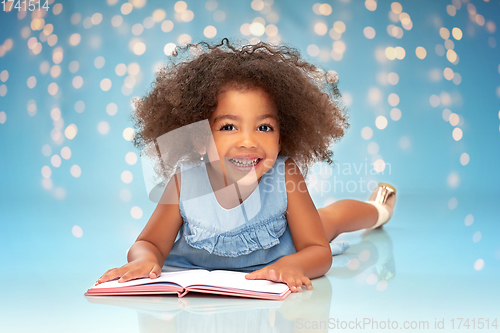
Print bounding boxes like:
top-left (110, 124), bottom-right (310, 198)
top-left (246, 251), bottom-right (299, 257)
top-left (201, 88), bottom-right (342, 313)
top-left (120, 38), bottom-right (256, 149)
top-left (246, 269), bottom-right (281, 282)
top-left (97, 267), bottom-right (123, 284)
top-left (268, 269), bottom-right (279, 282)
top-left (245, 267), bottom-right (314, 294)
top-left (283, 274), bottom-right (313, 293)
top-left (118, 263), bottom-right (160, 283)
top-left (118, 268), bottom-right (146, 283)
top-left (295, 277), bottom-right (303, 292)
top-left (149, 264), bottom-right (162, 279)
top-left (246, 269), bottom-right (310, 293)
top-left (97, 262), bottom-right (161, 285)
top-left (282, 274), bottom-right (302, 292)
top-left (245, 268), bottom-right (266, 280)
top-left (302, 276), bottom-right (313, 290)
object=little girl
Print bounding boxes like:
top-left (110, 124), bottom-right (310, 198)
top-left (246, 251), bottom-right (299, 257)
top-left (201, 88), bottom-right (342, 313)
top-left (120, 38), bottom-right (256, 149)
top-left (97, 39), bottom-right (396, 293)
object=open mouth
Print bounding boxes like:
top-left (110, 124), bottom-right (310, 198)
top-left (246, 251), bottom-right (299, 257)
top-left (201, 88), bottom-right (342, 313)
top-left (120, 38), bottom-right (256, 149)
top-left (228, 157), bottom-right (262, 168)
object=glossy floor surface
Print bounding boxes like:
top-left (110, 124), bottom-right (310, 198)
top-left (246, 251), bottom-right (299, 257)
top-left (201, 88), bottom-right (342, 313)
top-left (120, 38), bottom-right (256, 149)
top-left (2, 193), bottom-right (499, 333)
top-left (1, 0), bottom-right (500, 331)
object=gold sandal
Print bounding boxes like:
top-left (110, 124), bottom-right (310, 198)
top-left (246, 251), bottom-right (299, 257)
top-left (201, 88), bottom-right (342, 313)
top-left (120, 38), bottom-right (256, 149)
top-left (366, 183), bottom-right (396, 229)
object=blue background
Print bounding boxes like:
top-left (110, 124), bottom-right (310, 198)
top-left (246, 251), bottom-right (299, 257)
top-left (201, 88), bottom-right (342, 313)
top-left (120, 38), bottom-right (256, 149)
top-left (1, 0), bottom-right (499, 331)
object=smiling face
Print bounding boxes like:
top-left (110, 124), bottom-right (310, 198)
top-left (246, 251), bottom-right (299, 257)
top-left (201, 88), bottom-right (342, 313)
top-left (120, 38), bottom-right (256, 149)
top-left (207, 87), bottom-right (280, 184)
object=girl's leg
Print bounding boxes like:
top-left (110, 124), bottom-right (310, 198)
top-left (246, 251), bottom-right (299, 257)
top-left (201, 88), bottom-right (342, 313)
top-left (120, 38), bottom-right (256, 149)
top-left (318, 199), bottom-right (378, 242)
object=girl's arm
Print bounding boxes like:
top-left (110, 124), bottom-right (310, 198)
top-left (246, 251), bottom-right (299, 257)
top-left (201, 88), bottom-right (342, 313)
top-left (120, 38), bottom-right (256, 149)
top-left (96, 172), bottom-right (183, 284)
top-left (245, 158), bottom-right (332, 292)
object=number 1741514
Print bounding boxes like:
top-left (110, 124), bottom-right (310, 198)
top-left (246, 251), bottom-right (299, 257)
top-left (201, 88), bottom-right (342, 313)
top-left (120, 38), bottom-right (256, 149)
top-left (2, 0), bottom-right (49, 12)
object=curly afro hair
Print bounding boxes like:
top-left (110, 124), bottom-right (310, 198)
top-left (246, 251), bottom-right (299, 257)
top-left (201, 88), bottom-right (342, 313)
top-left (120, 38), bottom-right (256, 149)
top-left (133, 38), bottom-right (349, 177)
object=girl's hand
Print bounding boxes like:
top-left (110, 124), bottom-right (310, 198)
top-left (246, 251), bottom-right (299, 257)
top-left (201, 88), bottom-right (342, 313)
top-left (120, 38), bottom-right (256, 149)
top-left (95, 259), bottom-right (162, 285)
top-left (245, 261), bottom-right (313, 293)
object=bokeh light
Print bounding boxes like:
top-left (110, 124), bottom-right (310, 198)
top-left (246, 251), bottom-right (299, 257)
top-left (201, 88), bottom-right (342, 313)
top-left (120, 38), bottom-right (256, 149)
top-left (387, 72), bottom-right (399, 85)
top-left (100, 78), bottom-right (112, 91)
top-left (164, 43), bottom-right (177, 56)
top-left (0, 0), bottom-right (497, 307)
top-left (50, 108), bottom-right (61, 121)
top-left (71, 165), bottom-right (82, 178)
top-left (375, 116), bottom-right (388, 130)
top-left (364, 26), bottom-right (376, 39)
top-left (69, 33), bottom-right (81, 46)
top-left (73, 76), bottom-right (83, 89)
top-left (123, 127), bottom-right (135, 141)
top-left (120, 189), bottom-right (132, 202)
top-left (94, 56), bottom-right (105, 69)
top-left (41, 166), bottom-right (51, 178)
top-left (367, 142), bottom-right (379, 155)
top-left (429, 95), bottom-right (440, 107)
top-left (472, 231), bottom-right (482, 243)
top-left (69, 61), bottom-right (79, 73)
top-left (452, 127), bottom-right (463, 141)
top-left (125, 152), bottom-right (138, 165)
top-left (464, 214), bottom-right (474, 226)
top-left (388, 93), bottom-right (400, 106)
top-left (121, 3), bottom-right (133, 15)
top-left (365, 0), bottom-right (376, 11)
top-left (61, 147), bottom-right (72, 160)
top-left (131, 206), bottom-right (143, 219)
top-left (65, 124), bottom-right (78, 140)
top-left (314, 22), bottom-right (328, 36)
top-left (390, 108), bottom-right (401, 121)
top-left (439, 27), bottom-right (450, 40)
top-left (75, 101), bottom-right (85, 113)
top-left (376, 281), bottom-right (388, 292)
top-left (27, 76), bottom-right (37, 88)
top-left (106, 103), bottom-right (118, 116)
top-left (447, 172), bottom-right (460, 188)
top-left (97, 121), bottom-right (110, 135)
top-left (72, 225), bottom-right (83, 238)
top-left (361, 127), bottom-right (373, 140)
top-left (307, 44), bottom-right (319, 57)
top-left (48, 82), bottom-right (59, 96)
top-left (373, 159), bottom-right (386, 172)
top-left (204, 26), bottom-right (217, 38)
top-left (474, 259), bottom-right (484, 271)
top-left (51, 155), bottom-right (62, 168)
top-left (121, 170), bottom-right (133, 183)
top-left (347, 258), bottom-right (360, 270)
top-left (448, 197), bottom-right (458, 210)
top-left (0, 112), bottom-right (7, 124)
top-left (161, 20), bottom-right (174, 32)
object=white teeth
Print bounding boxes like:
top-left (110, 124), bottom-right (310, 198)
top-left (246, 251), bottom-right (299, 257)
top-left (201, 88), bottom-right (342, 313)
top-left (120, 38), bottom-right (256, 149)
top-left (230, 158), bottom-right (259, 167)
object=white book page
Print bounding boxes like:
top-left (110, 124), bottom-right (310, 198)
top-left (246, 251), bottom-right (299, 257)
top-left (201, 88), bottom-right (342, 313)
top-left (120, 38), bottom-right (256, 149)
top-left (90, 269), bottom-right (210, 290)
top-left (191, 270), bottom-right (289, 294)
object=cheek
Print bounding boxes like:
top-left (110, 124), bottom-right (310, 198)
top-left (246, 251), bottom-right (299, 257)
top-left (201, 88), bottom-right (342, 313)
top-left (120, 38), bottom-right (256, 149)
top-left (206, 133), bottom-right (221, 161)
top-left (270, 134), bottom-right (281, 153)
top-left (207, 145), bottom-right (219, 162)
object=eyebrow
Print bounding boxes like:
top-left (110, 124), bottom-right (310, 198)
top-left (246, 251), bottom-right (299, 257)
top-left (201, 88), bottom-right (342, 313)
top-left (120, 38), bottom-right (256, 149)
top-left (213, 113), bottom-right (276, 122)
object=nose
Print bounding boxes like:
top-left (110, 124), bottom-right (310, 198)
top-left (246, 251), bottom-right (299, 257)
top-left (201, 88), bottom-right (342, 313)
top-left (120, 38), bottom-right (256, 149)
top-left (236, 129), bottom-right (257, 149)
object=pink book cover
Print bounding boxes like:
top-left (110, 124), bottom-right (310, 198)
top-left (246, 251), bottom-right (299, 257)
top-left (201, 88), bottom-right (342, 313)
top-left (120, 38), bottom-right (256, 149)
top-left (85, 269), bottom-right (291, 301)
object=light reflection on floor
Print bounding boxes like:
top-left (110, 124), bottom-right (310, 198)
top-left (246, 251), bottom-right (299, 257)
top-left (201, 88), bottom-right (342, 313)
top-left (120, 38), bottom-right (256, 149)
top-left (2, 193), bottom-right (499, 332)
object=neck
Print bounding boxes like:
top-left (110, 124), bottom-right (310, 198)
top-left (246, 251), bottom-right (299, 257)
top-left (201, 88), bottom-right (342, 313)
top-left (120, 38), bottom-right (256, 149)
top-left (205, 161), bottom-right (260, 206)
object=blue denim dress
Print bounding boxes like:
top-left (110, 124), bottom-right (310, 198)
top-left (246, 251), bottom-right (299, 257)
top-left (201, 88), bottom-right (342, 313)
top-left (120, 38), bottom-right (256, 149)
top-left (163, 156), bottom-right (349, 272)
top-left (163, 156), bottom-right (298, 272)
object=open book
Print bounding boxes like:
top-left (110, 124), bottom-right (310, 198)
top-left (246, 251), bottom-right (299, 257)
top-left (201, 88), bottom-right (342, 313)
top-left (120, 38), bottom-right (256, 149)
top-left (85, 269), bottom-right (290, 300)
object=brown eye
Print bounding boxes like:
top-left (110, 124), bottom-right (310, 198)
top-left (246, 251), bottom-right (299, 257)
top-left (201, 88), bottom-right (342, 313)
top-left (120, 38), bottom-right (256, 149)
top-left (258, 124), bottom-right (273, 132)
top-left (220, 123), bottom-right (235, 131)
